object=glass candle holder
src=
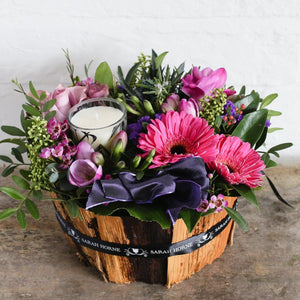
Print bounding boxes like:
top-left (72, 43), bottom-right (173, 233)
top-left (67, 98), bottom-right (127, 150)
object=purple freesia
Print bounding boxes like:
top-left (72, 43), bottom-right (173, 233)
top-left (182, 66), bottom-right (227, 100)
top-left (76, 141), bottom-right (95, 160)
top-left (69, 159), bottom-right (102, 187)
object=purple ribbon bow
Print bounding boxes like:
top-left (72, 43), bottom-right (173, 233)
top-left (86, 157), bottom-right (209, 224)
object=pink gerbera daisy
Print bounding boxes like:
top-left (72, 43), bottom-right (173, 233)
top-left (138, 111), bottom-right (219, 168)
top-left (207, 135), bottom-right (265, 188)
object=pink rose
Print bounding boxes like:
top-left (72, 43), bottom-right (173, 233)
top-left (50, 84), bottom-right (88, 122)
top-left (182, 67), bottom-right (227, 100)
top-left (86, 83), bottom-right (109, 98)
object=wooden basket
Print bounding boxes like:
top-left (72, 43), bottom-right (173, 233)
top-left (53, 196), bottom-right (236, 287)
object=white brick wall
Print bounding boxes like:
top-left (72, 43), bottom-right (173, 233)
top-left (0, 0), bottom-right (299, 164)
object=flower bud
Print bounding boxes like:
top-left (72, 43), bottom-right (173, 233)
top-left (161, 93), bottom-right (180, 112)
top-left (116, 160), bottom-right (126, 169)
top-left (109, 130), bottom-right (128, 152)
top-left (131, 155), bottom-right (142, 169)
top-left (91, 152), bottom-right (105, 166)
top-left (143, 100), bottom-right (155, 116)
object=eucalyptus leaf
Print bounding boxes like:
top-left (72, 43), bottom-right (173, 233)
top-left (95, 62), bottom-right (114, 89)
top-left (17, 209), bottom-right (27, 229)
top-left (0, 186), bottom-right (25, 200)
top-left (12, 175), bottom-right (30, 190)
top-left (1, 125), bottom-right (26, 137)
top-left (225, 207), bottom-right (248, 232)
top-left (25, 199), bottom-right (40, 220)
top-left (49, 172), bottom-right (59, 183)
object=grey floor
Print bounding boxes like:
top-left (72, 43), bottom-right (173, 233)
top-left (0, 164), bottom-right (299, 300)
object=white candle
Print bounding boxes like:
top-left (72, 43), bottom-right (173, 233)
top-left (68, 99), bottom-right (126, 150)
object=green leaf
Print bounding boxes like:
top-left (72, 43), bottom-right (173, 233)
top-left (0, 155), bottom-right (13, 163)
top-left (234, 92), bottom-right (260, 114)
top-left (11, 147), bottom-right (24, 163)
top-left (125, 62), bottom-right (141, 84)
top-left (268, 143), bottom-right (293, 154)
top-left (0, 208), bottom-right (17, 220)
top-left (231, 184), bottom-right (259, 209)
top-left (255, 126), bottom-right (268, 150)
top-left (49, 172), bottom-right (59, 183)
top-left (92, 202), bottom-right (171, 229)
top-left (12, 175), bottom-right (30, 190)
top-left (22, 104), bottom-right (41, 116)
top-left (268, 127), bottom-right (283, 133)
top-left (29, 81), bottom-right (39, 99)
top-left (232, 109), bottom-right (268, 147)
top-left (1, 165), bottom-right (17, 177)
top-left (94, 62), bottom-right (114, 89)
top-left (19, 169), bottom-right (31, 181)
top-left (261, 152), bottom-right (270, 165)
top-left (260, 93), bottom-right (278, 109)
top-left (33, 189), bottom-right (43, 200)
top-left (25, 199), bottom-right (40, 220)
top-left (43, 99), bottom-right (57, 112)
top-left (39, 91), bottom-right (47, 101)
top-left (25, 94), bottom-right (39, 107)
top-left (155, 51), bottom-right (168, 70)
top-left (266, 159), bottom-right (278, 168)
top-left (0, 186), bottom-right (25, 200)
top-left (44, 110), bottom-right (56, 121)
top-left (267, 110), bottom-right (282, 118)
top-left (17, 209), bottom-right (27, 229)
top-left (239, 85), bottom-right (246, 95)
top-left (1, 125), bottom-right (26, 136)
top-left (65, 200), bottom-right (80, 218)
top-left (179, 209), bottom-right (202, 233)
top-left (0, 138), bottom-right (26, 147)
top-left (225, 207), bottom-right (248, 232)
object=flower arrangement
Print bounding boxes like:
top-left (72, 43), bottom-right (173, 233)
top-left (0, 50), bottom-right (293, 232)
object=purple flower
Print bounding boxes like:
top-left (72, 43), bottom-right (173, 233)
top-left (221, 100), bottom-right (244, 126)
top-left (161, 93), bottom-right (180, 112)
top-left (39, 147), bottom-right (51, 159)
top-left (69, 159), bottom-right (103, 187)
top-left (265, 119), bottom-right (271, 127)
top-left (127, 116), bottom-right (151, 144)
top-left (178, 98), bottom-right (200, 117)
top-left (182, 67), bottom-right (227, 100)
top-left (76, 141), bottom-right (95, 160)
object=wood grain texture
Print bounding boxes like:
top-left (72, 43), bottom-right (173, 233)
top-left (52, 196), bottom-right (236, 286)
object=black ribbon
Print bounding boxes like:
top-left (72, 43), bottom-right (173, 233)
top-left (55, 200), bottom-right (237, 258)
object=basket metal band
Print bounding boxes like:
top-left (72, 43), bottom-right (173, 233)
top-left (55, 200), bottom-right (237, 258)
